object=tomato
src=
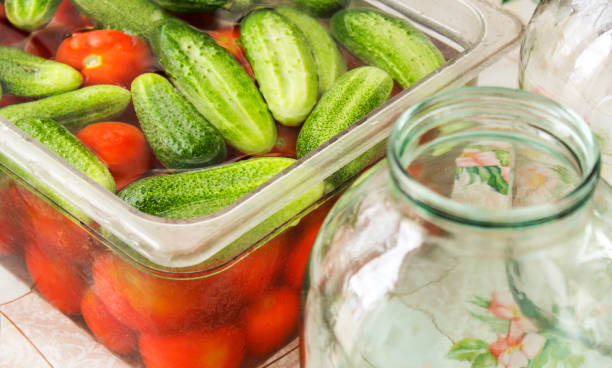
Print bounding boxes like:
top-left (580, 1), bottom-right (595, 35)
top-left (56, 30), bottom-right (153, 87)
top-left (24, 24), bottom-right (72, 59)
top-left (0, 178), bottom-right (26, 257)
top-left (54, 0), bottom-right (94, 30)
top-left (76, 122), bottom-right (151, 190)
top-left (207, 27), bottom-right (254, 78)
top-left (81, 287), bottom-right (138, 356)
top-left (0, 18), bottom-right (28, 47)
top-left (25, 242), bottom-right (87, 315)
top-left (92, 254), bottom-right (244, 334)
top-left (139, 327), bottom-right (245, 368)
top-left (17, 188), bottom-right (102, 265)
top-left (284, 200), bottom-right (334, 289)
top-left (268, 124), bottom-right (299, 158)
top-left (0, 95), bottom-right (31, 108)
top-left (224, 231), bottom-right (288, 302)
top-left (244, 288), bottom-right (300, 358)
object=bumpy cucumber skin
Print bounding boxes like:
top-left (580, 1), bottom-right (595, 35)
top-left (0, 85), bottom-right (131, 129)
top-left (151, 19), bottom-right (276, 154)
top-left (297, 66), bottom-right (393, 186)
top-left (241, 10), bottom-right (318, 126)
top-left (0, 46), bottom-right (82, 98)
top-left (330, 8), bottom-right (445, 88)
top-left (275, 6), bottom-right (346, 94)
top-left (119, 157), bottom-right (296, 219)
top-left (5, 0), bottom-right (61, 31)
top-left (150, 0), bottom-right (228, 12)
top-left (70, 0), bottom-right (171, 40)
top-left (132, 73), bottom-right (227, 169)
top-left (289, 0), bottom-right (347, 17)
top-left (1, 118), bottom-right (115, 222)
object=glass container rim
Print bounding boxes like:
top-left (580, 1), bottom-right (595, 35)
top-left (387, 86), bottom-right (601, 228)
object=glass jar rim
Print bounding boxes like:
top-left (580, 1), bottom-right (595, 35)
top-left (387, 86), bottom-right (601, 228)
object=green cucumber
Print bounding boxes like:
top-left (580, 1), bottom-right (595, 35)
top-left (0, 85), bottom-right (131, 129)
top-left (289, 0), bottom-right (347, 17)
top-left (241, 10), bottom-right (318, 126)
top-left (275, 6), bottom-right (346, 94)
top-left (0, 46), bottom-right (82, 98)
top-left (113, 156), bottom-right (324, 269)
top-left (120, 157), bottom-right (300, 218)
top-left (330, 8), bottom-right (445, 88)
top-left (132, 73), bottom-right (227, 169)
top-left (150, 19), bottom-right (276, 154)
top-left (297, 66), bottom-right (392, 186)
top-left (1, 118), bottom-right (115, 222)
top-left (70, 0), bottom-right (171, 40)
top-left (5, 0), bottom-right (61, 31)
top-left (150, 0), bottom-right (228, 12)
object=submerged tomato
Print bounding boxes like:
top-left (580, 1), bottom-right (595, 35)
top-left (17, 188), bottom-right (102, 265)
top-left (56, 30), bottom-right (153, 87)
top-left (54, 0), bottom-right (94, 30)
top-left (139, 327), bottom-right (245, 368)
top-left (207, 27), bottom-right (254, 78)
top-left (92, 254), bottom-right (244, 334)
top-left (25, 242), bottom-right (87, 315)
top-left (81, 287), bottom-right (138, 356)
top-left (244, 288), bottom-right (300, 358)
top-left (76, 122), bottom-right (151, 190)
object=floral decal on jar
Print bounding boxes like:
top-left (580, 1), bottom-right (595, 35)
top-left (447, 292), bottom-right (585, 368)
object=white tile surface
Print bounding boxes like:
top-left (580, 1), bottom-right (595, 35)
top-left (0, 313), bottom-right (51, 368)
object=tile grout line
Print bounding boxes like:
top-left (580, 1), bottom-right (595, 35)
top-left (0, 288), bottom-right (34, 307)
top-left (1, 311), bottom-right (54, 368)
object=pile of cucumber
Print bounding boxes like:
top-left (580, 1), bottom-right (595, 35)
top-left (0, 0), bottom-right (445, 222)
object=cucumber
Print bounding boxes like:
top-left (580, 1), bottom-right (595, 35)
top-left (113, 156), bottom-right (324, 269)
top-left (131, 73), bottom-right (227, 169)
top-left (5, 0), bottom-right (61, 31)
top-left (289, 0), bottom-right (347, 17)
top-left (120, 157), bottom-right (298, 219)
top-left (1, 118), bottom-right (115, 222)
top-left (275, 6), bottom-right (346, 94)
top-left (0, 46), bottom-right (82, 98)
top-left (330, 8), bottom-right (445, 88)
top-left (296, 66), bottom-right (392, 186)
top-left (70, 0), bottom-right (171, 40)
top-left (150, 0), bottom-right (228, 12)
top-left (0, 85), bottom-right (131, 129)
top-left (150, 19), bottom-right (276, 154)
top-left (241, 10), bottom-right (318, 126)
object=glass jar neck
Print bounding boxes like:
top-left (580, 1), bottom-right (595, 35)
top-left (387, 87), bottom-right (600, 229)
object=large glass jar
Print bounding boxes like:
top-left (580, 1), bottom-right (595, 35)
top-left (301, 87), bottom-right (612, 368)
top-left (520, 0), bottom-right (612, 181)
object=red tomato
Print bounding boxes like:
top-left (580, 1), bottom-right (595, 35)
top-left (244, 288), bottom-right (300, 358)
top-left (81, 287), bottom-right (138, 356)
top-left (25, 24), bottom-right (73, 59)
top-left (56, 30), bottom-right (153, 87)
top-left (269, 124), bottom-right (299, 158)
top-left (224, 231), bottom-right (289, 302)
top-left (54, 0), bottom-right (94, 30)
top-left (76, 122), bottom-right (151, 190)
top-left (0, 95), bottom-right (31, 108)
top-left (207, 27), bottom-right (254, 78)
top-left (0, 19), bottom-right (28, 47)
top-left (0, 178), bottom-right (26, 257)
top-left (284, 200), bottom-right (334, 289)
top-left (139, 327), bottom-right (245, 368)
top-left (25, 243), bottom-right (87, 315)
top-left (17, 188), bottom-right (102, 265)
top-left (92, 254), bottom-right (244, 334)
